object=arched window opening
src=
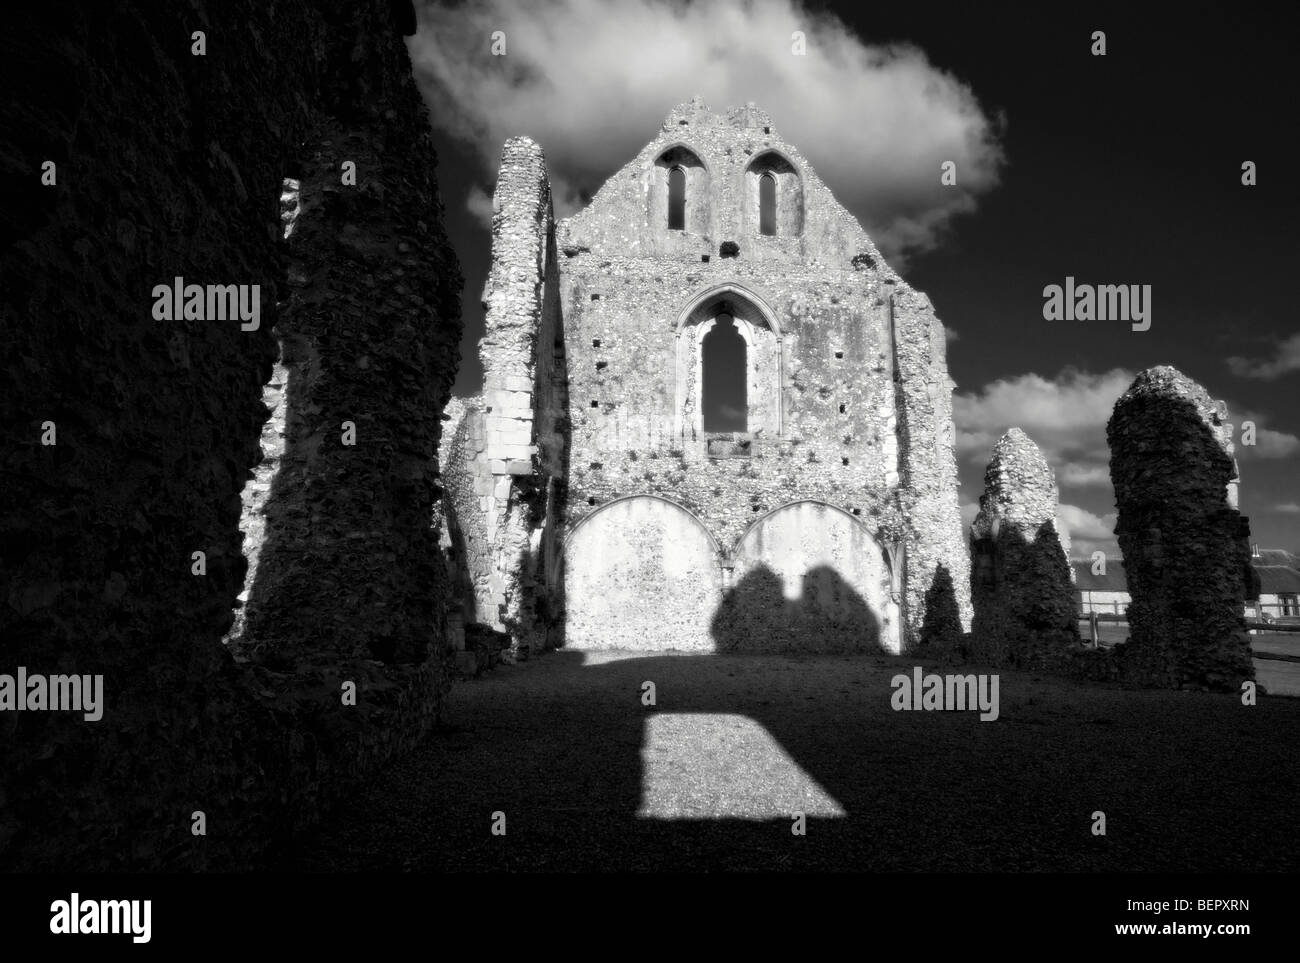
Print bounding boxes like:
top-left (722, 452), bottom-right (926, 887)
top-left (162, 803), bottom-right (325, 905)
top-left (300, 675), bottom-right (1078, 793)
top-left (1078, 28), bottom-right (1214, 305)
top-left (759, 172), bottom-right (777, 236)
top-left (745, 152), bottom-right (803, 237)
top-left (668, 165), bottom-right (686, 231)
top-left (702, 313), bottom-right (747, 432)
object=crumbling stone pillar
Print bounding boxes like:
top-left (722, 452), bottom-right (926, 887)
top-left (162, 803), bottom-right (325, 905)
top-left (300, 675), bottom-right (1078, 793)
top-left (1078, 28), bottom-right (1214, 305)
top-left (891, 289), bottom-right (973, 650)
top-left (1107, 367), bottom-right (1255, 690)
top-left (450, 136), bottom-right (567, 652)
top-left (240, 12), bottom-right (463, 664)
top-left (968, 428), bottom-right (1080, 667)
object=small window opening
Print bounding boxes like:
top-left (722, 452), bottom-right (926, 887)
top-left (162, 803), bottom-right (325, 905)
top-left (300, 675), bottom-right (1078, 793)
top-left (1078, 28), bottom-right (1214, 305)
top-left (668, 165), bottom-right (686, 231)
top-left (759, 171), bottom-right (777, 236)
top-left (702, 313), bottom-right (747, 433)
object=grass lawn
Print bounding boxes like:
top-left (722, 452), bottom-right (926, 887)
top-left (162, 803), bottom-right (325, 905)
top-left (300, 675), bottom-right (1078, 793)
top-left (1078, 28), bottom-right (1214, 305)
top-left (288, 649), bottom-right (1300, 872)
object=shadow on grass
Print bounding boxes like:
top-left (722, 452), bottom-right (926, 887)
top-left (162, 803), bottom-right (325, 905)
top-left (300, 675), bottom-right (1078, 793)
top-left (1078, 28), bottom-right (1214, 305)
top-left (286, 645), bottom-right (1300, 872)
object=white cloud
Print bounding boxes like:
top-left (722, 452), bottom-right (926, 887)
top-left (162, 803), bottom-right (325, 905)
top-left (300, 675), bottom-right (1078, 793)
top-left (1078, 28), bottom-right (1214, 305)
top-left (1227, 332), bottom-right (1300, 380)
top-left (1057, 504), bottom-right (1115, 540)
top-left (409, 0), bottom-right (1005, 259)
top-left (954, 368), bottom-right (1135, 487)
top-left (1275, 503), bottom-right (1300, 514)
top-left (956, 366), bottom-right (1300, 495)
top-left (465, 185), bottom-right (495, 228)
top-left (1057, 462), bottom-right (1111, 487)
top-left (1246, 426), bottom-right (1300, 459)
top-left (1056, 504), bottom-right (1118, 563)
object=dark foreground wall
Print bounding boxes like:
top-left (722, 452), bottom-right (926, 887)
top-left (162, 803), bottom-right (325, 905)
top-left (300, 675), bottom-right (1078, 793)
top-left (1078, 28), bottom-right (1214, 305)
top-left (0, 0), bottom-right (461, 869)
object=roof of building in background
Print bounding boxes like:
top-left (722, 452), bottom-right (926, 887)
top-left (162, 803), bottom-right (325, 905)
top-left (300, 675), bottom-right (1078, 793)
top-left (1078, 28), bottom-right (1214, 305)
top-left (1256, 566), bottom-right (1300, 595)
top-left (1255, 548), bottom-right (1300, 570)
top-left (1072, 549), bottom-right (1300, 595)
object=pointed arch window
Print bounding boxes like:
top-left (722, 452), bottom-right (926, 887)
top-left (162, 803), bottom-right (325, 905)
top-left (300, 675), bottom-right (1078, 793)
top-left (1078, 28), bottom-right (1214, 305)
top-left (702, 312), bottom-right (747, 432)
top-left (668, 165), bottom-right (686, 231)
top-left (759, 172), bottom-right (777, 236)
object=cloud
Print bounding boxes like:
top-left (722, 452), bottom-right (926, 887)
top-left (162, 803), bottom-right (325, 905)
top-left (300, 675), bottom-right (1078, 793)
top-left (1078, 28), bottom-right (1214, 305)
top-left (954, 368), bottom-right (1136, 487)
top-left (465, 185), bottom-right (495, 227)
top-left (409, 0), bottom-right (1005, 259)
top-left (1243, 425), bottom-right (1300, 459)
top-left (1275, 503), bottom-right (1300, 514)
top-left (1057, 504), bottom-right (1115, 540)
top-left (956, 366), bottom-right (1300, 491)
top-left (1057, 462), bottom-right (1111, 487)
top-left (1057, 504), bottom-right (1118, 562)
top-left (1227, 332), bottom-right (1300, 380)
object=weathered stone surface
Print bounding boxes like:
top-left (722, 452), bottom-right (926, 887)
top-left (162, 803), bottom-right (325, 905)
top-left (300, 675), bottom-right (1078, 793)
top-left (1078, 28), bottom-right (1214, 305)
top-left (1107, 367), bottom-right (1255, 690)
top-left (445, 98), bottom-right (971, 654)
top-left (968, 429), bottom-right (1080, 668)
top-left (0, 0), bottom-right (460, 870)
top-left (438, 139), bottom-right (566, 653)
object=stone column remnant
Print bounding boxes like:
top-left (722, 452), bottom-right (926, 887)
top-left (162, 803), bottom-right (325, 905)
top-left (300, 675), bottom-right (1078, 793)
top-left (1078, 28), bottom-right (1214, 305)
top-left (968, 428), bottom-right (1080, 667)
top-left (1107, 366), bottom-right (1255, 690)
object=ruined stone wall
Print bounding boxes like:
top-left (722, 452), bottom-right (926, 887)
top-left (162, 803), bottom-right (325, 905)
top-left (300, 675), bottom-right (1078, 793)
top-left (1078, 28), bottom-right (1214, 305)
top-left (967, 429), bottom-right (1080, 668)
top-left (720, 501), bottom-right (895, 652)
top-left (890, 288), bottom-right (974, 649)
top-left (0, 0), bottom-right (460, 870)
top-left (561, 98), bottom-right (894, 267)
top-left (559, 261), bottom-right (900, 549)
top-left (1107, 367), bottom-right (1255, 690)
top-left (239, 4), bottom-right (462, 663)
top-left (550, 100), bottom-right (969, 651)
top-left (566, 496), bottom-right (723, 650)
top-left (433, 395), bottom-right (472, 651)
top-left (440, 400), bottom-right (495, 623)
top-left (447, 137), bottom-right (567, 651)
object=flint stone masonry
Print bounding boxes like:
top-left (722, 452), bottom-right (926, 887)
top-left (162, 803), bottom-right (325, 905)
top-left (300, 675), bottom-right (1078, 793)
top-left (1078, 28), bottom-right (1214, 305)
top-left (439, 138), bottom-right (567, 651)
top-left (968, 429), bottom-right (1081, 668)
top-left (447, 98), bottom-right (971, 653)
top-left (0, 0), bottom-right (460, 870)
top-left (1107, 367), bottom-right (1256, 690)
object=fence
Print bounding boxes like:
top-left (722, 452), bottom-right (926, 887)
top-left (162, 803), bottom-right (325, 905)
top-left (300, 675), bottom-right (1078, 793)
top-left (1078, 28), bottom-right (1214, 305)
top-left (1076, 610), bottom-right (1300, 648)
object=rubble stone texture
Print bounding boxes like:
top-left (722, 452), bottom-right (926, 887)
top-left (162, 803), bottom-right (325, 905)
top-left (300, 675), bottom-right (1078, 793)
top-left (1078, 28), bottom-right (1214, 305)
top-left (968, 429), bottom-right (1081, 667)
top-left (0, 0), bottom-right (460, 869)
top-left (1107, 367), bottom-right (1256, 690)
top-left (439, 139), bottom-right (568, 654)
top-left (446, 99), bottom-right (971, 653)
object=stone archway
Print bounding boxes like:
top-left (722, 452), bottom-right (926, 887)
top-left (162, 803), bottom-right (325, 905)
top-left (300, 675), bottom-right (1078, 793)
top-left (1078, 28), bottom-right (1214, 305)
top-left (718, 500), bottom-right (897, 653)
top-left (564, 495), bottom-right (722, 650)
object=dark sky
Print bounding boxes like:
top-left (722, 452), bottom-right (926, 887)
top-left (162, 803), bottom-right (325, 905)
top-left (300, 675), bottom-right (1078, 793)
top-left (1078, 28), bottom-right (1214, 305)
top-left (422, 1), bottom-right (1299, 557)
